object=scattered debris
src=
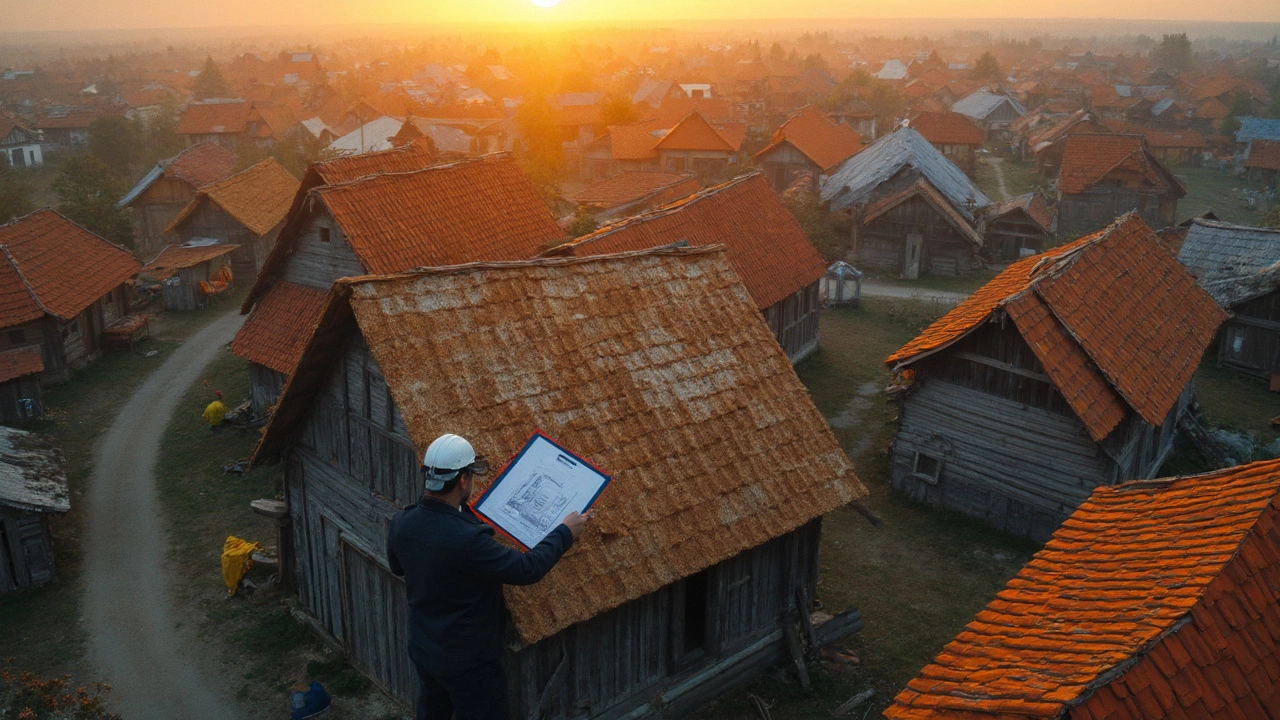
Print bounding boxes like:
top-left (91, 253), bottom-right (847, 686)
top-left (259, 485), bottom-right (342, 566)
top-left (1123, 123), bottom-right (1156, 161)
top-left (747, 692), bottom-right (774, 720)
top-left (830, 689), bottom-right (875, 717)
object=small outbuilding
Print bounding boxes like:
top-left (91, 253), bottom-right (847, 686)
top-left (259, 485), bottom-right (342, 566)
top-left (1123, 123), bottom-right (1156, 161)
top-left (0, 427), bottom-right (69, 594)
top-left (951, 91), bottom-right (1026, 144)
top-left (253, 246), bottom-right (866, 716)
top-left (886, 458), bottom-right (1280, 720)
top-left (908, 111), bottom-right (984, 177)
top-left (983, 192), bottom-right (1055, 262)
top-left (140, 243), bottom-right (239, 311)
top-left (0, 347), bottom-right (44, 423)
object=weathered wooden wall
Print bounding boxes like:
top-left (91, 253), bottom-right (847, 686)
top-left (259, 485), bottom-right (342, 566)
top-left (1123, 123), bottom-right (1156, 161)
top-left (1058, 188), bottom-right (1176, 231)
top-left (985, 210), bottom-right (1047, 262)
top-left (281, 213), bottom-right (365, 290)
top-left (859, 196), bottom-right (979, 277)
top-left (763, 282), bottom-right (820, 364)
top-left (284, 334), bottom-right (828, 717)
top-left (1219, 288), bottom-right (1280, 379)
top-left (176, 203), bottom-right (275, 278)
top-left (0, 506), bottom-right (55, 594)
top-left (161, 256), bottom-right (230, 311)
top-left (756, 144), bottom-right (820, 192)
top-left (249, 363), bottom-right (288, 415)
top-left (134, 177), bottom-right (196, 256)
top-left (0, 375), bottom-right (42, 423)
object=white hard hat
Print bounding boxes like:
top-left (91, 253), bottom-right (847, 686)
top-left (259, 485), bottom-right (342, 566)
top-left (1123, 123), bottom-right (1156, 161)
top-left (422, 433), bottom-right (477, 491)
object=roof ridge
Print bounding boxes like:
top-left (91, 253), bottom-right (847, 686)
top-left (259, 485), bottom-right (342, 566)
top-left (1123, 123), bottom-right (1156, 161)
top-left (558, 174), bottom-right (757, 249)
top-left (311, 152), bottom-right (514, 196)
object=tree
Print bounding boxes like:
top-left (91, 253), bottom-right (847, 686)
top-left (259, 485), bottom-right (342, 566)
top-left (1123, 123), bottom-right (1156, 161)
top-left (565, 206), bottom-right (597, 237)
top-left (0, 160), bottom-right (33, 224)
top-left (972, 52), bottom-right (1001, 81)
top-left (600, 94), bottom-right (639, 127)
top-left (1221, 92), bottom-right (1255, 140)
top-left (783, 188), bottom-right (842, 262)
top-left (191, 56), bottom-right (229, 100)
top-left (88, 115), bottom-right (144, 176)
top-left (54, 154), bottom-right (134, 247)
top-left (1153, 34), bottom-right (1193, 72)
top-left (514, 96), bottom-right (566, 201)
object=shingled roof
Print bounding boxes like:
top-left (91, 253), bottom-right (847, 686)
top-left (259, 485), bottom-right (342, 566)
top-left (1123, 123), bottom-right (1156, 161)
top-left (570, 171), bottom-right (699, 210)
top-left (753, 106), bottom-right (863, 172)
top-left (888, 213), bottom-right (1226, 441)
top-left (141, 243), bottom-right (238, 281)
top-left (0, 209), bottom-right (141, 328)
top-left (231, 281), bottom-right (327, 375)
top-left (908, 111), bottom-right (984, 147)
top-left (547, 173), bottom-right (827, 310)
top-left (1057, 134), bottom-right (1186, 196)
top-left (256, 246), bottom-right (866, 644)
top-left (1177, 219), bottom-right (1280, 286)
top-left (118, 142), bottom-right (238, 209)
top-left (175, 100), bottom-right (253, 136)
top-left (884, 458), bottom-right (1280, 720)
top-left (167, 158), bottom-right (299, 237)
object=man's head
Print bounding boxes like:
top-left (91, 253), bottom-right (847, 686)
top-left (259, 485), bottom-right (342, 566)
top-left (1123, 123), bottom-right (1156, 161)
top-left (421, 433), bottom-right (489, 502)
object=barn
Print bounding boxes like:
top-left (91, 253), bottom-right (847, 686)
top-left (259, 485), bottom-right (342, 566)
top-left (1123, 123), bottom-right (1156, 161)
top-left (983, 192), bottom-right (1055, 262)
top-left (545, 173), bottom-right (829, 363)
top-left (0, 427), bottom-right (68, 594)
top-left (885, 214), bottom-right (1225, 540)
top-left (252, 246), bottom-right (866, 717)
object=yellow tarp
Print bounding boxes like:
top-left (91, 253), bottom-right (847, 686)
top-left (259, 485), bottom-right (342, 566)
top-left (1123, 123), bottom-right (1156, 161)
top-left (221, 536), bottom-right (261, 596)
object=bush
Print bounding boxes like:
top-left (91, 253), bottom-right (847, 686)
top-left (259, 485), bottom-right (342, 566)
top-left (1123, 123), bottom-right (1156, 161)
top-left (0, 661), bottom-right (119, 719)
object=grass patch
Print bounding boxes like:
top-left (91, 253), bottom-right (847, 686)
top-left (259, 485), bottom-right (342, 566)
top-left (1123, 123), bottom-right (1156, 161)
top-left (306, 659), bottom-right (372, 696)
top-left (1192, 355), bottom-right (1280, 440)
top-left (1175, 166), bottom-right (1272, 226)
top-left (974, 157), bottom-right (1041, 201)
top-left (860, 268), bottom-right (998, 296)
top-left (0, 290), bottom-right (248, 680)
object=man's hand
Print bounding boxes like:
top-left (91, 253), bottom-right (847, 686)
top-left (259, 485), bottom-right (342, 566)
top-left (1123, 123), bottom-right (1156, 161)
top-left (562, 510), bottom-right (593, 540)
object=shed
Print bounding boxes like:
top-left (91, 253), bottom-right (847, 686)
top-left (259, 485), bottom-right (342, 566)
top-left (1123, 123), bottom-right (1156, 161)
top-left (140, 243), bottom-right (239, 311)
top-left (885, 458), bottom-right (1280, 720)
top-left (253, 246), bottom-right (866, 716)
top-left (1056, 134), bottom-right (1185, 233)
top-left (951, 91), bottom-right (1026, 144)
top-left (1244, 139), bottom-right (1280, 186)
top-left (165, 158), bottom-right (299, 279)
top-left (983, 192), bottom-right (1055, 261)
top-left (0, 427), bottom-right (68, 594)
top-left (233, 153), bottom-right (563, 412)
top-left (821, 128), bottom-right (991, 279)
top-left (752, 106), bottom-right (863, 192)
top-left (117, 143), bottom-right (238, 256)
top-left (886, 214), bottom-right (1225, 540)
top-left (546, 173), bottom-right (828, 363)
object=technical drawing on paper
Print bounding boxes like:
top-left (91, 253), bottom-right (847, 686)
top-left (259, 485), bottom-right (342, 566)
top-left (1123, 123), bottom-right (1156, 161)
top-left (504, 471), bottom-right (574, 537)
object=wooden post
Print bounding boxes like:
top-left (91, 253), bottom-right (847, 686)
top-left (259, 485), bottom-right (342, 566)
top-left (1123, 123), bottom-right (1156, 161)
top-left (782, 620), bottom-right (810, 691)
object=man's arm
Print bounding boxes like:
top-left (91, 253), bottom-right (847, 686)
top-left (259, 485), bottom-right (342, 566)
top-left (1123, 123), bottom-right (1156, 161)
top-left (460, 524), bottom-right (574, 586)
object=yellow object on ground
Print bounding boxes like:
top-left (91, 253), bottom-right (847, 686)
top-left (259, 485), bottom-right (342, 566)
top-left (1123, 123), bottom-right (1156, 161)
top-left (203, 399), bottom-right (227, 426)
top-left (222, 536), bottom-right (261, 596)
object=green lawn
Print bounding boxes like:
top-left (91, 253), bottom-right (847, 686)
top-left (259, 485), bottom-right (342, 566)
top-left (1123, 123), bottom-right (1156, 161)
top-left (973, 157), bottom-right (1042, 202)
top-left (1174, 165), bottom-right (1273, 226)
top-left (1192, 356), bottom-right (1280, 441)
top-left (695, 299), bottom-right (1036, 718)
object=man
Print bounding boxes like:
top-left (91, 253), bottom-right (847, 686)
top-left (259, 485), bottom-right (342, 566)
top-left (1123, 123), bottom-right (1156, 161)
top-left (387, 433), bottom-right (590, 720)
top-left (203, 390), bottom-right (226, 433)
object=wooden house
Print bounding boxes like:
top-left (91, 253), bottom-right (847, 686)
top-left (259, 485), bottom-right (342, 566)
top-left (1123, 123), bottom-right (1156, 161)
top-left (0, 210), bottom-right (141, 385)
top-left (1022, 110), bottom-right (1101, 178)
top-left (1056, 134), bottom-right (1185, 233)
top-left (907, 112), bottom-right (984, 178)
top-left (0, 427), bottom-right (68, 594)
top-left (116, 143), bottom-right (238, 257)
top-left (546, 174), bottom-right (828, 363)
top-left (1100, 120), bottom-right (1205, 167)
top-left (232, 152), bottom-right (562, 413)
top-left (175, 100), bottom-right (254, 150)
top-left (0, 116), bottom-right (42, 168)
top-left (252, 246), bottom-right (867, 716)
top-left (951, 91), bottom-right (1026, 145)
top-left (885, 459), bottom-right (1280, 720)
top-left (569, 171), bottom-right (700, 223)
top-left (1244, 139), bottom-right (1280, 187)
top-left (983, 192), bottom-right (1054, 262)
top-left (583, 107), bottom-right (746, 185)
top-left (139, 243), bottom-right (238, 311)
top-left (165, 158), bottom-right (299, 279)
top-left (35, 103), bottom-right (123, 149)
top-left (821, 127), bottom-right (991, 279)
top-left (751, 106), bottom-right (863, 192)
top-left (885, 214), bottom-right (1225, 541)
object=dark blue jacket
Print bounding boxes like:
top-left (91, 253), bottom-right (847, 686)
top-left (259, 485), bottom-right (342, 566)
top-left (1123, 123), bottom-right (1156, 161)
top-left (386, 497), bottom-right (573, 673)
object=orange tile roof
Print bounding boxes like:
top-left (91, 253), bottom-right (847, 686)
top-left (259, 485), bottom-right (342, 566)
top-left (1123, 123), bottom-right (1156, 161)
top-left (175, 100), bottom-right (253, 136)
top-left (312, 155), bottom-right (565, 275)
top-left (1058, 133), bottom-right (1184, 196)
top-left (888, 214), bottom-right (1226, 439)
top-left (988, 192), bottom-right (1055, 234)
top-left (248, 103), bottom-right (302, 141)
top-left (164, 142), bottom-right (238, 188)
top-left (1197, 97), bottom-right (1230, 121)
top-left (308, 142), bottom-right (437, 185)
top-left (0, 346), bottom-right (44, 383)
top-left (168, 159), bottom-right (299, 238)
top-left (909, 111), bottom-right (984, 147)
top-left (141, 243), bottom-right (238, 280)
top-left (549, 173), bottom-right (826, 310)
top-left (1100, 120), bottom-right (1206, 150)
top-left (639, 97), bottom-right (735, 126)
top-left (608, 122), bottom-right (663, 160)
top-left (571, 171), bottom-right (699, 208)
top-left (230, 281), bottom-right (327, 375)
top-left (1246, 140), bottom-right (1280, 171)
top-left (654, 112), bottom-right (738, 153)
top-left (884, 458), bottom-right (1280, 720)
top-left (754, 105), bottom-right (864, 171)
top-left (0, 209), bottom-right (141, 328)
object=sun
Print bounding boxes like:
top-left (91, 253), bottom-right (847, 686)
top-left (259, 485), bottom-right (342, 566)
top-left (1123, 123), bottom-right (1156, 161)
top-left (528, 0), bottom-right (561, 6)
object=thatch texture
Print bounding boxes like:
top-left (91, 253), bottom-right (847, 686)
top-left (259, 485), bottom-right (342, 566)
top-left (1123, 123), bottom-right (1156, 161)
top-left (261, 246), bottom-right (865, 644)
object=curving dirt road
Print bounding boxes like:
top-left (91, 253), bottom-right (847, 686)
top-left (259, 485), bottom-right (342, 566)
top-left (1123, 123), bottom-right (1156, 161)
top-left (83, 310), bottom-right (248, 720)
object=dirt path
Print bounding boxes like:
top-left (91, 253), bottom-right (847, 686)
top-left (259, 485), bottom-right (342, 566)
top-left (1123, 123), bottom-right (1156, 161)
top-left (859, 281), bottom-right (967, 306)
top-left (988, 157), bottom-right (1012, 200)
top-left (83, 310), bottom-right (248, 720)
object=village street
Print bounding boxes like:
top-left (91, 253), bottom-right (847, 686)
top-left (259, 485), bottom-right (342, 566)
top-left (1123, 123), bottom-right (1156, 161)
top-left (82, 310), bottom-right (251, 720)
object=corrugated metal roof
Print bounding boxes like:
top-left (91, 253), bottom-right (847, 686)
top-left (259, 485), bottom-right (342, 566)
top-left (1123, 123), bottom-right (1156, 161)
top-left (1177, 219), bottom-right (1280, 285)
top-left (951, 91), bottom-right (1025, 121)
top-left (0, 426), bottom-right (68, 513)
top-left (820, 127), bottom-right (991, 218)
top-left (1235, 116), bottom-right (1280, 144)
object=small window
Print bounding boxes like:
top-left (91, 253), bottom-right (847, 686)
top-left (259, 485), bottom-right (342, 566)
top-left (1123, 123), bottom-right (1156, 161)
top-left (7, 330), bottom-right (24, 344)
top-left (682, 570), bottom-right (709, 655)
top-left (318, 227), bottom-right (331, 243)
top-left (913, 452), bottom-right (942, 484)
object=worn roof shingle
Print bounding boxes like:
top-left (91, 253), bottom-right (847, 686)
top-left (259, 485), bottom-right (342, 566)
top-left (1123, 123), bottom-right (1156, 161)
top-left (754, 106), bottom-right (863, 171)
top-left (230, 281), bottom-right (327, 375)
top-left (167, 158), bottom-right (299, 237)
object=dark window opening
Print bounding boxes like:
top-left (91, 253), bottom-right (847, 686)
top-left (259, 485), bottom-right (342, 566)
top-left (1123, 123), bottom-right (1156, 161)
top-left (0, 523), bottom-right (18, 590)
top-left (683, 570), bottom-right (709, 653)
top-left (7, 330), bottom-right (24, 345)
top-left (913, 452), bottom-right (942, 484)
top-left (319, 227), bottom-right (331, 243)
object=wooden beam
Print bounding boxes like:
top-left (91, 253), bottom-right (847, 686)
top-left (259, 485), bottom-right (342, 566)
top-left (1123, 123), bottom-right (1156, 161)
top-left (952, 351), bottom-right (1053, 383)
top-left (783, 620), bottom-right (810, 690)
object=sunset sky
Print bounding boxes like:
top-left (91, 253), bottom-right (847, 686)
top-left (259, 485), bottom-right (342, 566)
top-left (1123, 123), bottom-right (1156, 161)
top-left (5, 0), bottom-right (1280, 33)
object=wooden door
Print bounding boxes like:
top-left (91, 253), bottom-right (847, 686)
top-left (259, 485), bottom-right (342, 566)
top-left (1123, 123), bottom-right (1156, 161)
top-left (904, 233), bottom-right (923, 280)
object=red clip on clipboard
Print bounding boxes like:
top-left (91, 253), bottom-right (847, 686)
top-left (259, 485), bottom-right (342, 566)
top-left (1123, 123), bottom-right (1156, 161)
top-left (471, 430), bottom-right (611, 551)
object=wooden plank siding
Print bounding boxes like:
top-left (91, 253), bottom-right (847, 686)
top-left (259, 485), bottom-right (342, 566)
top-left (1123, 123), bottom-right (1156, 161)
top-left (133, 177), bottom-right (197, 256)
top-left (283, 334), bottom-right (829, 716)
top-left (1058, 188), bottom-right (1176, 233)
top-left (0, 507), bottom-right (56, 594)
top-left (280, 215), bottom-right (365, 291)
top-left (857, 197), bottom-right (979, 277)
top-left (175, 202), bottom-right (277, 279)
top-left (763, 282), bottom-right (820, 364)
top-left (1219, 287), bottom-right (1280, 379)
top-left (249, 363), bottom-right (288, 414)
top-left (755, 144), bottom-right (821, 193)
